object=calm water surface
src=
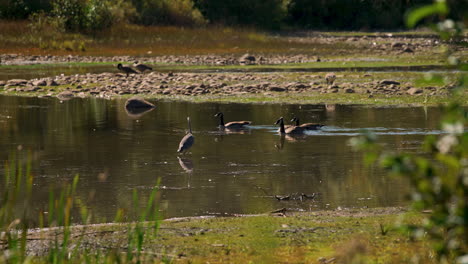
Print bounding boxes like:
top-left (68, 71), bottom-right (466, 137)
top-left (0, 95), bottom-right (444, 223)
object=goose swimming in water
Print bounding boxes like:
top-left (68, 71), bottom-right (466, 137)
top-left (177, 117), bottom-right (194, 154)
top-left (275, 117), bottom-right (306, 134)
top-left (117, 63), bottom-right (138, 77)
top-left (215, 112), bottom-right (251, 129)
top-left (291, 117), bottom-right (324, 130)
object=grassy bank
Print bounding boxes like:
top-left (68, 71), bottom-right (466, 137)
top-left (0, 20), bottom-right (459, 58)
top-left (10, 208), bottom-right (433, 263)
top-left (0, 21), bottom-right (331, 56)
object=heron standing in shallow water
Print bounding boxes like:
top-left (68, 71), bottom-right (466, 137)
top-left (177, 117), bottom-right (194, 154)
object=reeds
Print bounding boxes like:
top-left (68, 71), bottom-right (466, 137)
top-left (0, 150), bottom-right (161, 263)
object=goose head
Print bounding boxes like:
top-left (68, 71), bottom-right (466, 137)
top-left (275, 117), bottom-right (284, 125)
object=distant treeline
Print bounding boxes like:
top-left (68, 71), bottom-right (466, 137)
top-left (0, 0), bottom-right (466, 31)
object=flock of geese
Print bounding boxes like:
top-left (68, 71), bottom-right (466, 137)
top-left (117, 61), bottom-right (153, 76)
top-left (177, 113), bottom-right (324, 154)
top-left (116, 61), bottom-right (333, 154)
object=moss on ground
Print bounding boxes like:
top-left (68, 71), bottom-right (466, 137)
top-left (20, 208), bottom-right (434, 263)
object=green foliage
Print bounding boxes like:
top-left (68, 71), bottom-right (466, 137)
top-left (132, 0), bottom-right (205, 26)
top-left (50, 0), bottom-right (119, 33)
top-left (106, 0), bottom-right (138, 24)
top-left (351, 2), bottom-right (467, 262)
top-left (84, 0), bottom-right (114, 32)
top-left (406, 0), bottom-right (448, 28)
top-left (194, 0), bottom-right (289, 29)
top-left (2, 0), bottom-right (467, 29)
top-left (0, 0), bottom-right (52, 19)
top-left (50, 0), bottom-right (87, 32)
top-left (0, 151), bottom-right (162, 262)
top-left (352, 102), bottom-right (468, 262)
top-left (287, 0), bottom-right (467, 30)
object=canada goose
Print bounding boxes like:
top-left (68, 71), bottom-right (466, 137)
top-left (301, 193), bottom-right (316, 200)
top-left (117, 63), bottom-right (138, 77)
top-left (239, 53), bottom-right (256, 65)
top-left (291, 117), bottom-right (324, 130)
top-left (133, 61), bottom-right (153, 73)
top-left (275, 117), bottom-right (306, 134)
top-left (215, 112), bottom-right (251, 129)
top-left (177, 117), bottom-right (194, 154)
top-left (325, 73), bottom-right (336, 85)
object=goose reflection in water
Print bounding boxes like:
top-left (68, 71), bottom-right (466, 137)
top-left (177, 156), bottom-right (193, 189)
top-left (124, 106), bottom-right (155, 119)
top-left (274, 134), bottom-right (308, 150)
top-left (178, 156), bottom-right (194, 173)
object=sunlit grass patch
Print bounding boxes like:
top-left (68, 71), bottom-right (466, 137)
top-left (0, 20), bottom-right (360, 56)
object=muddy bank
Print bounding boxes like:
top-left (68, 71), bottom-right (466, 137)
top-left (1, 33), bottom-right (462, 66)
top-left (0, 71), bottom-right (453, 100)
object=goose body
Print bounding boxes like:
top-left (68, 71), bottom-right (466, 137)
top-left (275, 117), bottom-right (306, 134)
top-left (133, 61), bottom-right (153, 72)
top-left (178, 117), bottom-right (194, 153)
top-left (291, 117), bottom-right (324, 130)
top-left (215, 112), bottom-right (251, 129)
top-left (117, 63), bottom-right (138, 77)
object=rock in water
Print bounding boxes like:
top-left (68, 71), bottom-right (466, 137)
top-left (125, 97), bottom-right (155, 109)
top-left (125, 97), bottom-right (155, 117)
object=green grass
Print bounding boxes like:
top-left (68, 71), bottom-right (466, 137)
top-left (1, 20), bottom-right (459, 58)
top-left (159, 60), bottom-right (447, 72)
top-left (17, 208), bottom-right (434, 263)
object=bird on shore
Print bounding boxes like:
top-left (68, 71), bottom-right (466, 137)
top-left (275, 117), bottom-right (306, 134)
top-left (325, 73), bottom-right (336, 85)
top-left (177, 117), bottom-right (194, 154)
top-left (215, 112), bottom-right (251, 129)
top-left (291, 117), bottom-right (324, 130)
top-left (117, 63), bottom-right (138, 77)
top-left (133, 61), bottom-right (153, 73)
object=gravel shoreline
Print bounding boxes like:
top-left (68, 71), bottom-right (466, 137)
top-left (0, 70), bottom-right (452, 100)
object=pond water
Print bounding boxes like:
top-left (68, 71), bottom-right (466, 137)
top-left (0, 95), bottom-right (444, 224)
top-left (0, 64), bottom-right (113, 81)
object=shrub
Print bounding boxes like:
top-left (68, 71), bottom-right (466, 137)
top-left (286, 0), bottom-right (467, 30)
top-left (107, 0), bottom-right (138, 24)
top-left (47, 0), bottom-right (117, 33)
top-left (84, 0), bottom-right (114, 32)
top-left (194, 0), bottom-right (288, 29)
top-left (50, 0), bottom-right (87, 32)
top-left (133, 0), bottom-right (206, 26)
top-left (351, 2), bottom-right (467, 262)
top-left (0, 0), bottom-right (52, 19)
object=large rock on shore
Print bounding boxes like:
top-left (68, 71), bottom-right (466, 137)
top-left (7, 79), bottom-right (28, 86)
